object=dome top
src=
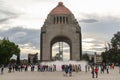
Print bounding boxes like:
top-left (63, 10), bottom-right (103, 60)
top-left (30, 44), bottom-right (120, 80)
top-left (50, 2), bottom-right (72, 15)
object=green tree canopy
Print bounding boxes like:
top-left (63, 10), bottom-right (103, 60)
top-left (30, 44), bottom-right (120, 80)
top-left (102, 31), bottom-right (120, 63)
top-left (0, 38), bottom-right (20, 64)
top-left (111, 31), bottom-right (120, 49)
top-left (81, 53), bottom-right (89, 61)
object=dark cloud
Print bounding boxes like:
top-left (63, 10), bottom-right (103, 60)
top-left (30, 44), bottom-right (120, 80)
top-left (80, 15), bottom-right (120, 54)
top-left (0, 16), bottom-right (18, 24)
top-left (0, 18), bottom-right (9, 23)
top-left (0, 2), bottom-right (20, 24)
top-left (0, 27), bottom-right (40, 49)
top-left (0, 8), bottom-right (19, 24)
top-left (79, 19), bottom-right (98, 23)
top-left (80, 17), bottom-right (120, 41)
top-left (0, 9), bottom-right (16, 16)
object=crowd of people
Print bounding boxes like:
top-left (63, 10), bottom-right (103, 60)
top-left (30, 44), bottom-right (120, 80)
top-left (7, 63), bottom-right (29, 72)
top-left (0, 63), bottom-right (120, 78)
top-left (89, 63), bottom-right (117, 78)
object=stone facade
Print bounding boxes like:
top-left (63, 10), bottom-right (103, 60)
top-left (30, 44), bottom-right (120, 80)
top-left (40, 2), bottom-right (82, 61)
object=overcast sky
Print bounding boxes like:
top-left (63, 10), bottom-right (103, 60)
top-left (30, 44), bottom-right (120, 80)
top-left (0, 0), bottom-right (120, 60)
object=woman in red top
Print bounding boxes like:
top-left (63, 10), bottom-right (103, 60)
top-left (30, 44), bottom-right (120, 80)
top-left (95, 66), bottom-right (99, 78)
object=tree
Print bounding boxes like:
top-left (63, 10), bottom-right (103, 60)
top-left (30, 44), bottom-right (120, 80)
top-left (0, 38), bottom-right (20, 65)
top-left (101, 31), bottom-right (120, 63)
top-left (81, 53), bottom-right (89, 61)
top-left (111, 31), bottom-right (120, 49)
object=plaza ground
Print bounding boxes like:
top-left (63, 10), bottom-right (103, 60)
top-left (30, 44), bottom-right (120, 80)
top-left (0, 67), bottom-right (120, 80)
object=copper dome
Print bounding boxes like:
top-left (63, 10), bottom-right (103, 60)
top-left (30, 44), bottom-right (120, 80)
top-left (50, 2), bottom-right (72, 15)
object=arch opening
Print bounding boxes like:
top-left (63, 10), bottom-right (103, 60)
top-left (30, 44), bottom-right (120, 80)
top-left (52, 42), bottom-right (70, 61)
top-left (50, 36), bottom-right (71, 61)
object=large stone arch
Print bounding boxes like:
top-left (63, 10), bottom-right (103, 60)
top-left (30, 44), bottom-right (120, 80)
top-left (40, 2), bottom-right (82, 61)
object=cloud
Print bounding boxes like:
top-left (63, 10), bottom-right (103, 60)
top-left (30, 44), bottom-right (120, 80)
top-left (80, 15), bottom-right (120, 42)
top-left (82, 37), bottom-right (105, 54)
top-left (79, 18), bottom-right (98, 23)
top-left (0, 16), bottom-right (18, 24)
top-left (0, 0), bottom-right (120, 59)
top-left (0, 9), bottom-right (16, 16)
top-left (0, 2), bottom-right (19, 18)
top-left (90, 47), bottom-right (105, 51)
top-left (0, 6), bottom-right (20, 24)
top-left (0, 27), bottom-right (40, 49)
top-left (83, 38), bottom-right (104, 44)
top-left (0, 18), bottom-right (9, 23)
top-left (0, 27), bottom-right (40, 59)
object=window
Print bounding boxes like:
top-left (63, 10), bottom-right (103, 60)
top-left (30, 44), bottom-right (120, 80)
top-left (63, 16), bottom-right (65, 24)
top-left (66, 17), bottom-right (68, 24)
top-left (60, 16), bottom-right (62, 24)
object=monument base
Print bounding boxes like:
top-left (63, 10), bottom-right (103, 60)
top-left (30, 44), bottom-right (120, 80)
top-left (40, 60), bottom-right (88, 71)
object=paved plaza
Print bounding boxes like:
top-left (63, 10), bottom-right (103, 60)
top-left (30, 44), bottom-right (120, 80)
top-left (0, 67), bottom-right (120, 80)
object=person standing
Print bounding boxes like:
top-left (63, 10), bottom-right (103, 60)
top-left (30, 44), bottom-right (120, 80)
top-left (119, 64), bottom-right (120, 74)
top-left (91, 65), bottom-right (94, 78)
top-left (8, 64), bottom-right (12, 73)
top-left (85, 65), bottom-right (88, 72)
top-left (95, 66), bottom-right (99, 78)
top-left (106, 64), bottom-right (109, 74)
top-left (1, 65), bottom-right (4, 74)
top-left (88, 65), bottom-right (90, 71)
top-left (64, 65), bottom-right (69, 76)
top-left (68, 64), bottom-right (72, 76)
top-left (12, 64), bottom-right (15, 72)
top-left (25, 64), bottom-right (28, 71)
top-left (78, 64), bottom-right (81, 71)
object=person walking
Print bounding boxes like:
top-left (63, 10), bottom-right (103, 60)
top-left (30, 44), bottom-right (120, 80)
top-left (91, 65), bottom-right (94, 78)
top-left (100, 65), bottom-right (104, 74)
top-left (95, 66), bottom-right (99, 78)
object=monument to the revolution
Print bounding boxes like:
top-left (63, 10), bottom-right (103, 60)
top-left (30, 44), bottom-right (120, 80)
top-left (40, 2), bottom-right (82, 61)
